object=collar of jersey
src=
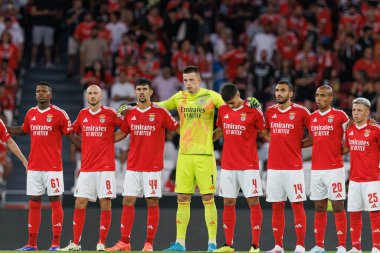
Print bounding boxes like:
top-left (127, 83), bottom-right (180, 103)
top-left (355, 123), bottom-right (367, 130)
top-left (318, 108), bottom-right (331, 116)
top-left (232, 105), bottom-right (244, 111)
top-left (37, 106), bottom-right (51, 113)
top-left (136, 105), bottom-right (151, 113)
top-left (89, 107), bottom-right (102, 115)
top-left (277, 104), bottom-right (292, 113)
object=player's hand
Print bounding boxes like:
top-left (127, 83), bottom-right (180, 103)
top-left (367, 118), bottom-right (378, 126)
top-left (22, 160), bottom-right (28, 171)
top-left (247, 97), bottom-right (261, 109)
top-left (117, 103), bottom-right (137, 117)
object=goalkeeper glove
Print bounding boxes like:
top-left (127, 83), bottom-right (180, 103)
top-left (247, 97), bottom-right (261, 109)
top-left (117, 102), bottom-right (137, 117)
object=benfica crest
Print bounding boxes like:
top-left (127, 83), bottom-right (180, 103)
top-left (364, 129), bottom-right (371, 137)
top-left (289, 111), bottom-right (295, 120)
top-left (241, 113), bottom-right (247, 121)
top-left (328, 115), bottom-right (334, 123)
top-left (149, 113), bottom-right (155, 122)
top-left (46, 114), bottom-right (53, 122)
top-left (99, 114), bottom-right (106, 123)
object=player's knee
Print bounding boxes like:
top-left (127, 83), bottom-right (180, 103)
top-left (178, 193), bottom-right (191, 202)
top-left (49, 195), bottom-right (61, 202)
top-left (99, 198), bottom-right (112, 211)
top-left (146, 197), bottom-right (159, 207)
top-left (75, 197), bottom-right (88, 209)
top-left (224, 198), bottom-right (236, 206)
top-left (272, 201), bottom-right (285, 210)
top-left (123, 196), bottom-right (136, 206)
top-left (331, 200), bottom-right (345, 212)
top-left (30, 196), bottom-right (42, 202)
top-left (247, 197), bottom-right (260, 206)
top-left (201, 193), bottom-right (214, 202)
top-left (314, 200), bottom-right (328, 212)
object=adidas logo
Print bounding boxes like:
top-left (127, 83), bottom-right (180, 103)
top-left (100, 225), bottom-right (106, 230)
top-left (73, 221), bottom-right (77, 225)
top-left (223, 224), bottom-right (228, 229)
top-left (372, 203), bottom-right (378, 208)
top-left (337, 231), bottom-right (343, 235)
top-left (295, 224), bottom-right (302, 228)
top-left (54, 188), bottom-right (60, 193)
top-left (349, 131), bottom-right (354, 136)
top-left (373, 229), bottom-right (380, 233)
top-left (106, 190), bottom-right (113, 195)
top-left (53, 223), bottom-right (62, 227)
top-left (336, 193), bottom-right (342, 198)
top-left (31, 116), bottom-right (36, 121)
top-left (252, 190), bottom-right (258, 194)
top-left (147, 225), bottom-right (154, 230)
top-left (224, 114), bottom-right (229, 119)
top-left (252, 225), bottom-right (260, 230)
top-left (313, 118), bottom-right (317, 122)
top-left (272, 114), bottom-right (277, 118)
top-left (350, 228), bottom-right (354, 231)
top-left (151, 190), bottom-right (156, 194)
top-left (314, 229), bottom-right (318, 234)
top-left (121, 224), bottom-right (124, 228)
top-left (209, 221), bottom-right (216, 225)
top-left (28, 224), bottom-right (32, 228)
top-left (296, 194), bottom-right (303, 199)
top-left (131, 116), bottom-right (136, 121)
top-left (273, 228), bottom-right (278, 231)
top-left (83, 118), bottom-right (88, 123)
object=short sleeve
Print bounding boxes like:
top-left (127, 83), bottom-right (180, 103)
top-left (72, 112), bottom-right (82, 134)
top-left (21, 110), bottom-right (31, 133)
top-left (0, 119), bottom-right (10, 142)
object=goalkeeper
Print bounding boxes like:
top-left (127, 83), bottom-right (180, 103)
top-left (118, 66), bottom-right (260, 252)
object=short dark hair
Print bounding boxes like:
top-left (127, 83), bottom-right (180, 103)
top-left (277, 80), bottom-right (293, 91)
top-left (221, 83), bottom-right (238, 102)
top-left (135, 77), bottom-right (152, 89)
top-left (183, 65), bottom-right (200, 75)
top-left (36, 81), bottom-right (52, 91)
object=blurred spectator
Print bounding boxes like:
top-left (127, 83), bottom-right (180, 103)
top-left (80, 25), bottom-right (108, 75)
top-left (137, 48), bottom-right (160, 80)
top-left (0, 84), bottom-right (14, 124)
top-left (109, 70), bottom-right (135, 110)
top-left (294, 41), bottom-right (317, 71)
top-left (30, 0), bottom-right (58, 68)
top-left (220, 41), bottom-right (246, 82)
top-left (171, 39), bottom-right (194, 81)
top-left (316, 1), bottom-right (333, 46)
top-left (338, 33), bottom-right (361, 82)
top-left (276, 18), bottom-right (299, 61)
top-left (358, 25), bottom-right (374, 52)
top-left (0, 16), bottom-right (24, 58)
top-left (353, 47), bottom-right (380, 83)
top-left (152, 66), bottom-right (181, 101)
top-left (250, 23), bottom-right (277, 62)
top-left (294, 59), bottom-right (317, 108)
top-left (115, 32), bottom-right (139, 67)
top-left (106, 11), bottom-right (128, 55)
top-left (0, 31), bottom-right (19, 72)
top-left (193, 44), bottom-right (213, 89)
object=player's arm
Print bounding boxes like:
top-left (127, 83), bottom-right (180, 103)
top-left (302, 132), bottom-right (313, 148)
top-left (66, 132), bottom-right (81, 148)
top-left (342, 145), bottom-right (350, 155)
top-left (156, 93), bottom-right (177, 110)
top-left (213, 127), bottom-right (223, 142)
top-left (7, 126), bottom-right (27, 136)
top-left (114, 130), bottom-right (128, 143)
top-left (258, 129), bottom-right (270, 142)
top-left (6, 137), bottom-right (28, 169)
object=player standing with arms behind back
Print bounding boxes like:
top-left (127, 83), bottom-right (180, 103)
top-left (342, 98), bottom-right (380, 253)
top-left (60, 85), bottom-right (122, 251)
top-left (9, 81), bottom-right (79, 251)
top-left (106, 77), bottom-right (179, 252)
top-left (265, 81), bottom-right (310, 253)
top-left (306, 85), bottom-right (349, 253)
top-left (213, 83), bottom-right (265, 253)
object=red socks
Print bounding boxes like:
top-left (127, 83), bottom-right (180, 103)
top-left (222, 205), bottom-right (236, 246)
top-left (146, 205), bottom-right (160, 244)
top-left (272, 202), bottom-right (285, 247)
top-left (121, 205), bottom-right (135, 244)
top-left (250, 204), bottom-right (263, 247)
top-left (314, 212), bottom-right (327, 248)
top-left (99, 210), bottom-right (112, 244)
top-left (50, 200), bottom-right (63, 246)
top-left (73, 208), bottom-right (86, 245)
top-left (369, 211), bottom-right (380, 249)
top-left (349, 212), bottom-right (362, 250)
top-left (28, 200), bottom-right (41, 247)
top-left (334, 211), bottom-right (347, 248)
top-left (291, 202), bottom-right (306, 247)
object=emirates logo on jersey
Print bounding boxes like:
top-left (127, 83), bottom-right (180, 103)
top-left (99, 114), bottom-right (106, 123)
top-left (328, 115), bottom-right (334, 123)
top-left (149, 113), bottom-right (155, 122)
top-left (46, 114), bottom-right (53, 122)
top-left (241, 113), bottom-right (247, 121)
top-left (364, 129), bottom-right (371, 137)
top-left (289, 111), bottom-right (295, 120)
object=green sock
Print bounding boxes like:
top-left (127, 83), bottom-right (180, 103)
top-left (203, 199), bottom-right (217, 241)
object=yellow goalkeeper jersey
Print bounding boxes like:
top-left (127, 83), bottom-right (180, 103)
top-left (158, 88), bottom-right (224, 155)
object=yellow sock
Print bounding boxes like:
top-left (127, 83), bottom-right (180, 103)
top-left (176, 200), bottom-right (190, 241)
top-left (203, 199), bottom-right (217, 241)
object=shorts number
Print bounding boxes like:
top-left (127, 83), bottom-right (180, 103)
top-left (106, 180), bottom-right (111, 190)
top-left (293, 183), bottom-right (303, 194)
top-left (149, 179), bottom-right (158, 190)
top-left (368, 193), bottom-right (378, 203)
top-left (332, 182), bottom-right (343, 193)
top-left (252, 179), bottom-right (257, 189)
top-left (50, 178), bottom-right (60, 188)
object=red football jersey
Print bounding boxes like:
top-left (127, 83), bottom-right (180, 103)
top-left (22, 105), bottom-right (73, 171)
top-left (265, 103), bottom-right (310, 170)
top-left (216, 103), bottom-right (265, 170)
top-left (309, 108), bottom-right (349, 170)
top-left (121, 104), bottom-right (179, 172)
top-left (73, 106), bottom-right (122, 172)
top-left (0, 119), bottom-right (10, 142)
top-left (345, 124), bottom-right (380, 182)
